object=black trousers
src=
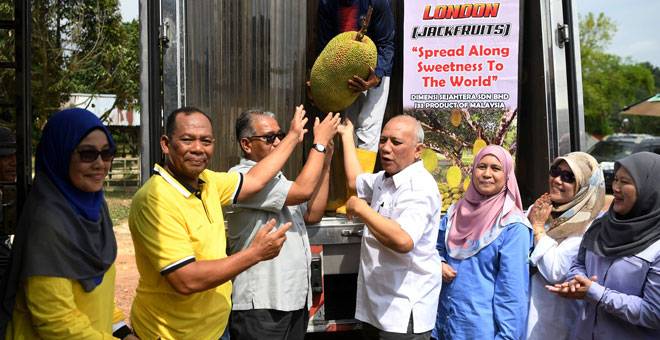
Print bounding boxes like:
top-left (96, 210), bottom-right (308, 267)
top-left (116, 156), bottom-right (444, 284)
top-left (228, 308), bottom-right (308, 340)
top-left (362, 314), bottom-right (432, 340)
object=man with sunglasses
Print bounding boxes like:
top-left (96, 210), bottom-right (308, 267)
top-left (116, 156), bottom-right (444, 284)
top-left (128, 106), bottom-right (309, 340)
top-left (224, 109), bottom-right (340, 340)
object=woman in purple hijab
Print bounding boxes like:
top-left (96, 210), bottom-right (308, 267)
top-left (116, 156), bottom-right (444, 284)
top-left (547, 151), bottom-right (660, 339)
top-left (432, 145), bottom-right (533, 340)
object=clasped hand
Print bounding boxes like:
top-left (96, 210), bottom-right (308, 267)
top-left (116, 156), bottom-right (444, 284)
top-left (545, 275), bottom-right (598, 300)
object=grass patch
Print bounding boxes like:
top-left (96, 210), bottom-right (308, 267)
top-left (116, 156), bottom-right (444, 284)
top-left (105, 190), bottom-right (136, 226)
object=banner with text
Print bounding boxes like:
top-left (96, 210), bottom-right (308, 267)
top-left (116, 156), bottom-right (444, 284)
top-left (403, 1), bottom-right (521, 210)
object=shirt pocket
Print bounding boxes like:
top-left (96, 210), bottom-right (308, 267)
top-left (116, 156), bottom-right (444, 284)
top-left (376, 200), bottom-right (400, 220)
top-left (608, 256), bottom-right (650, 295)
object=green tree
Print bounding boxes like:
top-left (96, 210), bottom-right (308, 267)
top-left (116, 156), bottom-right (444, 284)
top-left (67, 0), bottom-right (139, 114)
top-left (580, 12), bottom-right (657, 135)
top-left (0, 0), bottom-right (139, 133)
top-left (0, 1), bottom-right (17, 125)
top-left (640, 62), bottom-right (660, 93)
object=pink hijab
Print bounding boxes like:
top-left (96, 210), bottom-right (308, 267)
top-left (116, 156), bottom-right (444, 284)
top-left (446, 145), bottom-right (529, 259)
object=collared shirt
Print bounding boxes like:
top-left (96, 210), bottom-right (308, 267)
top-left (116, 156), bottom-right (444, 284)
top-left (566, 239), bottom-right (660, 340)
top-left (128, 164), bottom-right (242, 340)
top-left (527, 235), bottom-right (584, 340)
top-left (526, 208), bottom-right (598, 340)
top-left (225, 158), bottom-right (312, 311)
top-left (434, 206), bottom-right (532, 340)
top-left (7, 264), bottom-right (124, 339)
top-left (354, 161), bottom-right (442, 333)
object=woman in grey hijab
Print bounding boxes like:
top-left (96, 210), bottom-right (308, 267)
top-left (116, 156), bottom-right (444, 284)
top-left (547, 151), bottom-right (660, 340)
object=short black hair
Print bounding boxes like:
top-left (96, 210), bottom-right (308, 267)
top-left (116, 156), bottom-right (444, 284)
top-left (165, 106), bottom-right (213, 137)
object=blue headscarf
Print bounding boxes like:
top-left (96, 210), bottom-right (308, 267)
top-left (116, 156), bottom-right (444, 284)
top-left (35, 108), bottom-right (116, 221)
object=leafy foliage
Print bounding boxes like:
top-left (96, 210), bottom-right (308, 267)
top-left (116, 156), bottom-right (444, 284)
top-left (0, 0), bottom-right (139, 135)
top-left (579, 12), bottom-right (659, 136)
top-left (406, 107), bottom-right (517, 175)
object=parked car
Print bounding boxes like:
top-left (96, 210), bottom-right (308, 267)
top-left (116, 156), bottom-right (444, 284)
top-left (587, 134), bottom-right (660, 193)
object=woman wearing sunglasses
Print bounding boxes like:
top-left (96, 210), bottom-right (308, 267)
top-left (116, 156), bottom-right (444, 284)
top-left (432, 145), bottom-right (532, 340)
top-left (526, 152), bottom-right (605, 340)
top-left (547, 152), bottom-right (660, 339)
top-left (1, 108), bottom-right (136, 339)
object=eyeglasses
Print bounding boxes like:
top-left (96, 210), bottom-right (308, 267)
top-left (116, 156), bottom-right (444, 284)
top-left (77, 149), bottom-right (115, 163)
top-left (248, 132), bottom-right (286, 145)
top-left (549, 165), bottom-right (575, 183)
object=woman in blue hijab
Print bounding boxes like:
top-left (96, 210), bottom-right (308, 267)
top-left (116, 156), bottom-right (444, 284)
top-left (1, 108), bottom-right (136, 339)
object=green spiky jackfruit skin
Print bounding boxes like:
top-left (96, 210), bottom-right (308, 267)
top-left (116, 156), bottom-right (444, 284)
top-left (310, 31), bottom-right (378, 113)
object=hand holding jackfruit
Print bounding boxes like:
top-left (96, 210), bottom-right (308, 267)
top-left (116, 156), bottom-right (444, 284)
top-left (310, 31), bottom-right (378, 113)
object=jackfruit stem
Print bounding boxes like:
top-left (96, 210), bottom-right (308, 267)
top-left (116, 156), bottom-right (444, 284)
top-left (355, 6), bottom-right (373, 42)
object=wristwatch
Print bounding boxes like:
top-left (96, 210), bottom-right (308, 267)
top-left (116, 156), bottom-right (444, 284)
top-left (312, 143), bottom-right (326, 153)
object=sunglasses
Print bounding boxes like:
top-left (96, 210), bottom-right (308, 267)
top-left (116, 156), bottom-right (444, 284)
top-left (77, 148), bottom-right (115, 163)
top-left (549, 165), bottom-right (575, 183)
top-left (248, 132), bottom-right (286, 145)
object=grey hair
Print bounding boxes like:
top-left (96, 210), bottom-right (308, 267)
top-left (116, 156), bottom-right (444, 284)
top-left (414, 119), bottom-right (424, 144)
top-left (235, 109), bottom-right (276, 141)
top-left (388, 114), bottom-right (425, 144)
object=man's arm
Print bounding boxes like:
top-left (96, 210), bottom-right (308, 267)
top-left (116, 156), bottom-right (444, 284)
top-left (346, 196), bottom-right (413, 253)
top-left (238, 105), bottom-right (307, 202)
top-left (285, 112), bottom-right (339, 206)
top-left (165, 220), bottom-right (291, 295)
top-left (338, 118), bottom-right (363, 192)
top-left (304, 142), bottom-right (333, 224)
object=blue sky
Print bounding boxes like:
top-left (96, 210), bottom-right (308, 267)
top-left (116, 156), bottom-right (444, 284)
top-left (119, 0), bottom-right (138, 22)
top-left (118, 1), bottom-right (659, 67)
top-left (578, 0), bottom-right (660, 67)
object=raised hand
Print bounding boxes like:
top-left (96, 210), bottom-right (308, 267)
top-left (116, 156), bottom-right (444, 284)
top-left (337, 117), bottom-right (355, 137)
top-left (313, 112), bottom-right (341, 146)
top-left (529, 193), bottom-right (552, 230)
top-left (288, 105), bottom-right (309, 143)
top-left (249, 219), bottom-right (292, 261)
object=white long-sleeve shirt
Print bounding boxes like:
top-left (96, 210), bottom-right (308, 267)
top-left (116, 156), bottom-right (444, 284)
top-left (527, 232), bottom-right (585, 340)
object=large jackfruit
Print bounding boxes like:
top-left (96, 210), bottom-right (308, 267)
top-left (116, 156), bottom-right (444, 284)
top-left (310, 31), bottom-right (377, 113)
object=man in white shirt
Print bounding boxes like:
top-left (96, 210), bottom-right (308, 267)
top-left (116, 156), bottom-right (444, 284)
top-left (338, 115), bottom-right (442, 339)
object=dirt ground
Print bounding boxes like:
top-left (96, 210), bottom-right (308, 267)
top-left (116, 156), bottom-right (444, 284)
top-left (113, 220), bottom-right (138, 321)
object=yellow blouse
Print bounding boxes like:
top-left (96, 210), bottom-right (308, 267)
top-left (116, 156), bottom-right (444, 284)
top-left (5, 264), bottom-right (124, 340)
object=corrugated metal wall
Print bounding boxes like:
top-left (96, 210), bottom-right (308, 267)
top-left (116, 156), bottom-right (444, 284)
top-left (184, 0), bottom-right (403, 179)
top-left (185, 0), bottom-right (307, 175)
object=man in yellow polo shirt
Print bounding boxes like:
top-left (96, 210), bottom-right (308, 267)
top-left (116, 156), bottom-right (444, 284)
top-left (129, 105), bottom-right (308, 339)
